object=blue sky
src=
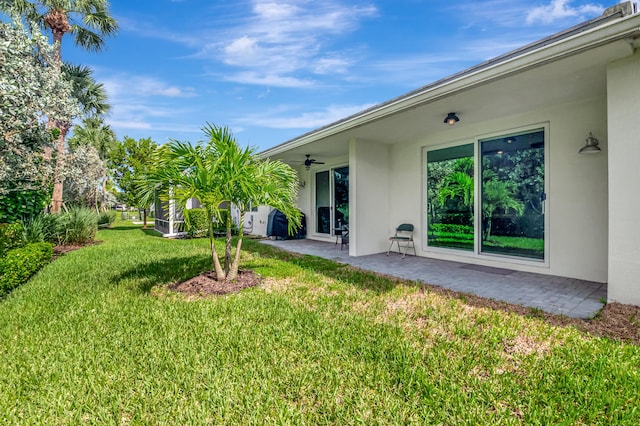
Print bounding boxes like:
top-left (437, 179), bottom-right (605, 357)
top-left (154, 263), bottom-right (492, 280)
top-left (60, 0), bottom-right (619, 150)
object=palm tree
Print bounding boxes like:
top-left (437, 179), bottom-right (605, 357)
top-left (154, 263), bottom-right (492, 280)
top-left (1, 0), bottom-right (118, 212)
top-left (438, 171), bottom-right (474, 215)
top-left (141, 124), bottom-right (301, 281)
top-left (68, 116), bottom-right (116, 210)
top-left (481, 179), bottom-right (524, 241)
top-left (63, 63), bottom-right (110, 118)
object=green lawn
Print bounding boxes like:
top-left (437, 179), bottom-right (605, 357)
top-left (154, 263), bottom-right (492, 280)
top-left (1, 223), bottom-right (638, 424)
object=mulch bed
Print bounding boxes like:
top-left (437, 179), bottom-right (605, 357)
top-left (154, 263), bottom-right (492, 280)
top-left (169, 270), bottom-right (261, 296)
top-left (53, 241), bottom-right (102, 259)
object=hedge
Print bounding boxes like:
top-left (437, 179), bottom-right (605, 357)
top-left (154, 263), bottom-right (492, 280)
top-left (0, 222), bottom-right (26, 257)
top-left (184, 208), bottom-right (209, 238)
top-left (0, 242), bottom-right (53, 298)
top-left (429, 223), bottom-right (473, 235)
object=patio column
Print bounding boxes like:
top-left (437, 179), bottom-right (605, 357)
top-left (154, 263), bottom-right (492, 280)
top-left (349, 138), bottom-right (390, 256)
top-left (606, 50), bottom-right (640, 306)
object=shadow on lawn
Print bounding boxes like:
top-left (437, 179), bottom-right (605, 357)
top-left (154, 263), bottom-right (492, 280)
top-left (116, 254), bottom-right (212, 293)
top-left (242, 240), bottom-right (402, 293)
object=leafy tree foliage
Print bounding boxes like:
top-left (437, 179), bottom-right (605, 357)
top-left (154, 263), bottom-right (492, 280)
top-left (68, 117), bottom-right (115, 209)
top-left (0, 22), bottom-right (76, 195)
top-left (0, 22), bottom-right (77, 221)
top-left (62, 144), bottom-right (107, 209)
top-left (110, 137), bottom-right (158, 227)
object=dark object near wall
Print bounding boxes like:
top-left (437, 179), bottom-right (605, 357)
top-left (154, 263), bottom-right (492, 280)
top-left (267, 210), bottom-right (306, 239)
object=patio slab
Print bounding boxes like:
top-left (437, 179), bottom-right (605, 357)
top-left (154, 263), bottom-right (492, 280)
top-left (260, 239), bottom-right (607, 319)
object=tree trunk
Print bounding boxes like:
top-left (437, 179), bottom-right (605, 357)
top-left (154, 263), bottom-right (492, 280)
top-left (47, 16), bottom-right (69, 214)
top-left (224, 205), bottom-right (232, 275)
top-left (207, 210), bottom-right (225, 280)
top-left (143, 209), bottom-right (147, 229)
top-left (50, 122), bottom-right (70, 213)
top-left (100, 172), bottom-right (107, 211)
top-left (227, 215), bottom-right (244, 281)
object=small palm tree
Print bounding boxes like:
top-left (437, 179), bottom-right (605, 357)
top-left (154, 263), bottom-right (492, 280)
top-left (141, 124), bottom-right (301, 281)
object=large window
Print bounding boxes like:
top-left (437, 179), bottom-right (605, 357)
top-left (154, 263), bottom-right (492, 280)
top-left (425, 128), bottom-right (546, 262)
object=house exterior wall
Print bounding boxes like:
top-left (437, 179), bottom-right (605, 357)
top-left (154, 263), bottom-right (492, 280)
top-left (387, 96), bottom-right (608, 282)
top-left (349, 139), bottom-right (390, 256)
top-left (607, 50), bottom-right (640, 305)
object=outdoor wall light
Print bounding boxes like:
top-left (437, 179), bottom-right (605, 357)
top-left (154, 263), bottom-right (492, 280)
top-left (444, 112), bottom-right (460, 126)
top-left (579, 132), bottom-right (602, 154)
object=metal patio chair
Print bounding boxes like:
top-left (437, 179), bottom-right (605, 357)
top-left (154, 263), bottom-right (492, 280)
top-left (387, 223), bottom-right (416, 258)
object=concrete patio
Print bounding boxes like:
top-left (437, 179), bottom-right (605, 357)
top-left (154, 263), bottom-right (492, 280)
top-left (260, 239), bottom-right (607, 319)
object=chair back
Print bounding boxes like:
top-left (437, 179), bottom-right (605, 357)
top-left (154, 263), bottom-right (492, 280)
top-left (397, 223), bottom-right (413, 232)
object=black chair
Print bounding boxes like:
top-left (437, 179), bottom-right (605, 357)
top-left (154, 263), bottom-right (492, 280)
top-left (387, 224), bottom-right (416, 258)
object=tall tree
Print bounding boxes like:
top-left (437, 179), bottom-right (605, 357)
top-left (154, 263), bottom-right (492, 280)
top-left (0, 22), bottom-right (76, 220)
top-left (68, 116), bottom-right (115, 210)
top-left (141, 124), bottom-right (301, 281)
top-left (110, 137), bottom-right (158, 228)
top-left (1, 0), bottom-right (118, 212)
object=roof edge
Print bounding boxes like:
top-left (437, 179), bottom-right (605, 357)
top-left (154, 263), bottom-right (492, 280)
top-left (261, 1), bottom-right (639, 158)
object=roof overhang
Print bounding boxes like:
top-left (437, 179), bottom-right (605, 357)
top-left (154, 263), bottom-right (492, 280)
top-left (262, 6), bottom-right (640, 162)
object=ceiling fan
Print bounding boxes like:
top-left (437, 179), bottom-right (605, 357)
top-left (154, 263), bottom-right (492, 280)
top-left (303, 154), bottom-right (324, 170)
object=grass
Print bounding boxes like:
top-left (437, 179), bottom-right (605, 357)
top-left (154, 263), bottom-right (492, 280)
top-left (0, 222), bottom-right (639, 424)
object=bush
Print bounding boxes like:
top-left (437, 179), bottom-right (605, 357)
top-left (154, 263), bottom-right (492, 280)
top-left (0, 222), bottom-right (26, 257)
top-left (23, 214), bottom-right (60, 244)
top-left (0, 242), bottom-right (53, 298)
top-left (0, 189), bottom-right (49, 223)
top-left (58, 207), bottom-right (98, 245)
top-left (98, 211), bottom-right (116, 227)
top-left (184, 208), bottom-right (209, 238)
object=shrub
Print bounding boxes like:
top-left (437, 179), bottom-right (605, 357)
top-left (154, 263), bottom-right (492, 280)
top-left (0, 242), bottom-right (53, 298)
top-left (98, 211), bottom-right (116, 227)
top-left (0, 189), bottom-right (49, 223)
top-left (184, 208), bottom-right (209, 238)
top-left (58, 207), bottom-right (98, 245)
top-left (0, 222), bottom-right (26, 257)
top-left (23, 214), bottom-right (60, 244)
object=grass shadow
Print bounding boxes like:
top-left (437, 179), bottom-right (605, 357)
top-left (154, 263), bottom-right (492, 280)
top-left (242, 239), bottom-right (404, 293)
top-left (115, 254), bottom-right (212, 293)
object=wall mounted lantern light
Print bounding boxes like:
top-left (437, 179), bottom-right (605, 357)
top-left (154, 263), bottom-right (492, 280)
top-left (444, 112), bottom-right (460, 126)
top-left (579, 132), bottom-right (602, 154)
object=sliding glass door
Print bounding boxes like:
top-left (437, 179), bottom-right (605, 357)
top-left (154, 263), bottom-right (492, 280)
top-left (315, 166), bottom-right (349, 235)
top-left (480, 130), bottom-right (545, 260)
top-left (426, 128), bottom-right (546, 262)
top-left (426, 144), bottom-right (475, 251)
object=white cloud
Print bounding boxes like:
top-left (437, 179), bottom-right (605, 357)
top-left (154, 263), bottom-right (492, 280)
top-left (525, 0), bottom-right (603, 25)
top-left (106, 120), bottom-right (152, 130)
top-left (102, 75), bottom-right (197, 99)
top-left (238, 103), bottom-right (377, 129)
top-left (222, 71), bottom-right (315, 88)
top-left (209, 0), bottom-right (377, 87)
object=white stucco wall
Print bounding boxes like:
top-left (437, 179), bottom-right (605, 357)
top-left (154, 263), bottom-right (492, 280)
top-left (349, 139), bottom-right (391, 256)
top-left (388, 96), bottom-right (609, 282)
top-left (607, 50), bottom-right (640, 305)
